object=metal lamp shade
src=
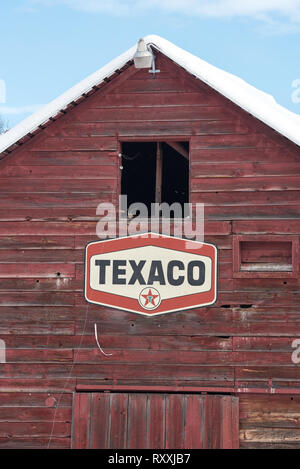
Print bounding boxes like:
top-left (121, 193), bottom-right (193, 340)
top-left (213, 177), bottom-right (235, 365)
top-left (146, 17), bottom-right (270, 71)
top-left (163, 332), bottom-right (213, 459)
top-left (133, 39), bottom-right (153, 69)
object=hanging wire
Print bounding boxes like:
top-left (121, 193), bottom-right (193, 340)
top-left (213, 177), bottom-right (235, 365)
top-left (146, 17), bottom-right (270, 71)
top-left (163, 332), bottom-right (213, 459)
top-left (94, 323), bottom-right (113, 357)
top-left (47, 303), bottom-right (90, 448)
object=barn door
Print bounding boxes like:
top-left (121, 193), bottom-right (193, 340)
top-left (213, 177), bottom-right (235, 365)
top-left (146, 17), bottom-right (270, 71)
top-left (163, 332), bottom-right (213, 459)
top-left (72, 393), bottom-right (239, 449)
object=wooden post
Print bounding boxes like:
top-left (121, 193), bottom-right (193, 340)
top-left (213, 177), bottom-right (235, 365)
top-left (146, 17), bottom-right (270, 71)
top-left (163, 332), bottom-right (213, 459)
top-left (155, 142), bottom-right (162, 204)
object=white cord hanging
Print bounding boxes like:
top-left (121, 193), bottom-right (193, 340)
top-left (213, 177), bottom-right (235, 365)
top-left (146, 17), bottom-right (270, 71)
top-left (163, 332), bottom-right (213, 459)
top-left (94, 323), bottom-right (113, 357)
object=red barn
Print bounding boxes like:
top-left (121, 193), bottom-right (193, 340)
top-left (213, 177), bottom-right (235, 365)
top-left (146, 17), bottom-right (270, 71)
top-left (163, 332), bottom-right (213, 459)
top-left (0, 34), bottom-right (300, 449)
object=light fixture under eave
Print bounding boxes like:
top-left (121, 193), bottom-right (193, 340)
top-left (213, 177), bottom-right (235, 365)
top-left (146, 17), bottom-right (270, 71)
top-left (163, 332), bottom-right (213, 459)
top-left (133, 39), bottom-right (161, 78)
top-left (133, 38), bottom-right (153, 69)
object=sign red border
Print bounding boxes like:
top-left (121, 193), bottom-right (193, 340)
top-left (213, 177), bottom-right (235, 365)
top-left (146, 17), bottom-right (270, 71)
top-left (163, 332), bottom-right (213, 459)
top-left (84, 233), bottom-right (217, 316)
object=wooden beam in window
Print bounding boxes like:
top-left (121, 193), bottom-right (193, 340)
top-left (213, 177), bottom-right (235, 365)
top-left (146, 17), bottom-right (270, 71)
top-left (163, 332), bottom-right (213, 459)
top-left (165, 141), bottom-right (189, 159)
top-left (155, 142), bottom-right (163, 204)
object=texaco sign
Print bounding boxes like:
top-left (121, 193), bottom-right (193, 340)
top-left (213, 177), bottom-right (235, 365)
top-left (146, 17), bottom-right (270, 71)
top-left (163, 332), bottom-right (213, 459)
top-left (84, 233), bottom-right (217, 316)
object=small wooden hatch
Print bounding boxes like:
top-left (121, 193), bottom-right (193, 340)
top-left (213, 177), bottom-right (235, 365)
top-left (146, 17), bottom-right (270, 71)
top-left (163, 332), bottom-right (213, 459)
top-left (72, 392), bottom-right (239, 449)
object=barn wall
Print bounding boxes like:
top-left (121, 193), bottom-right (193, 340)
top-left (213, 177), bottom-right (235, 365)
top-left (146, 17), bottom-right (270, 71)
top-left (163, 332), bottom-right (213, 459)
top-left (239, 394), bottom-right (300, 448)
top-left (0, 51), bottom-right (300, 448)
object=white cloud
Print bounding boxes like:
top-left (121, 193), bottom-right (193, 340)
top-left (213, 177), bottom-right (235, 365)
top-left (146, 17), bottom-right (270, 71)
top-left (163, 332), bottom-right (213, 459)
top-left (28, 0), bottom-right (300, 33)
top-left (30, 0), bottom-right (135, 15)
top-left (29, 0), bottom-right (300, 18)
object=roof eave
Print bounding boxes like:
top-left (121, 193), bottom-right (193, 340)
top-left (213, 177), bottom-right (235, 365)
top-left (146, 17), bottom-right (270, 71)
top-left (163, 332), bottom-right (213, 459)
top-left (1, 34), bottom-right (300, 156)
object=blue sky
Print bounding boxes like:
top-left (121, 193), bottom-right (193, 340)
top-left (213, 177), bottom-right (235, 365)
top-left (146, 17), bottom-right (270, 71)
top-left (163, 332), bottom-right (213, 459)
top-left (1, 0), bottom-right (300, 128)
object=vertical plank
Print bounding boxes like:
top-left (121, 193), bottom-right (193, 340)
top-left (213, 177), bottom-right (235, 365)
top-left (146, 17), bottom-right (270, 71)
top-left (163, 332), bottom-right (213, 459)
top-left (72, 393), bottom-right (91, 449)
top-left (147, 393), bottom-right (165, 449)
top-left (72, 393), bottom-right (81, 449)
top-left (202, 395), bottom-right (209, 449)
top-left (184, 395), bottom-right (204, 449)
top-left (221, 395), bottom-right (233, 449)
top-left (109, 393), bottom-right (128, 449)
top-left (211, 396), bottom-right (221, 449)
top-left (231, 396), bottom-right (240, 449)
top-left (203, 395), bottom-right (214, 449)
top-left (90, 393), bottom-right (111, 449)
top-left (127, 394), bottom-right (147, 449)
top-left (165, 394), bottom-right (185, 449)
top-left (221, 396), bottom-right (239, 449)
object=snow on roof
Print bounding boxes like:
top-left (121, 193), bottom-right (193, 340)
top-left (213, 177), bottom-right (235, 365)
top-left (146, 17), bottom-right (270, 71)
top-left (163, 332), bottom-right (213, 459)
top-left (1, 34), bottom-right (300, 154)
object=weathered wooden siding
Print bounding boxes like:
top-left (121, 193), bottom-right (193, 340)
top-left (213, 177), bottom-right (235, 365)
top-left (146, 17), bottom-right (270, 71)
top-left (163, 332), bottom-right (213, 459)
top-left (240, 394), bottom-right (300, 448)
top-left (0, 51), bottom-right (300, 448)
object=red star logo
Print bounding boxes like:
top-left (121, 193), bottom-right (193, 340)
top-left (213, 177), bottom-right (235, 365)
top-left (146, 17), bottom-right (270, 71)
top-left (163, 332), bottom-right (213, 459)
top-left (141, 289), bottom-right (159, 307)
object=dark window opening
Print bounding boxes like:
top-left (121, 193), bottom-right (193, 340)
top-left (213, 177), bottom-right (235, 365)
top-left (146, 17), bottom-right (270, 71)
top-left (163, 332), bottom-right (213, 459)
top-left (121, 141), bottom-right (189, 217)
